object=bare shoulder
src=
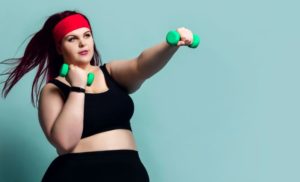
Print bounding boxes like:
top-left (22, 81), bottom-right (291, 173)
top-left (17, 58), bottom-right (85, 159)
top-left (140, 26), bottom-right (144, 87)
top-left (103, 62), bottom-right (113, 75)
top-left (40, 78), bottom-right (66, 98)
top-left (40, 81), bottom-right (59, 97)
top-left (102, 60), bottom-right (144, 94)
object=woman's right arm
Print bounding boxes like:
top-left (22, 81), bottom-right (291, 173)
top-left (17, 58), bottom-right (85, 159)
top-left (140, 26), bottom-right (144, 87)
top-left (38, 84), bottom-right (85, 153)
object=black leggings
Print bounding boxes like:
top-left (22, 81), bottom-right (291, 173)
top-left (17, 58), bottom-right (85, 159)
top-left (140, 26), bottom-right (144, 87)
top-left (41, 149), bottom-right (150, 182)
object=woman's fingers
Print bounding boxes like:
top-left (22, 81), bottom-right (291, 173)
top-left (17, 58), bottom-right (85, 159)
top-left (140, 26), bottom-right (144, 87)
top-left (176, 27), bottom-right (193, 46)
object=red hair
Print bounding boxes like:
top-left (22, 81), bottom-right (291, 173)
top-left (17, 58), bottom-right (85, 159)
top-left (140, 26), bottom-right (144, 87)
top-left (0, 10), bottom-right (102, 107)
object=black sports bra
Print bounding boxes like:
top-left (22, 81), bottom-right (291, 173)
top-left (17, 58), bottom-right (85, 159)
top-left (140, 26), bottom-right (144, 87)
top-left (48, 63), bottom-right (134, 139)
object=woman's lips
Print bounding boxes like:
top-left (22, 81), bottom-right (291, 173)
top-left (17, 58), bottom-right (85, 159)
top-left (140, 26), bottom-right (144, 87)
top-left (79, 50), bottom-right (88, 55)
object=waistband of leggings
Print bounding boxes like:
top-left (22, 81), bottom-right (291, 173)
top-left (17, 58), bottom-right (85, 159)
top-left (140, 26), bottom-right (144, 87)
top-left (54, 149), bottom-right (140, 162)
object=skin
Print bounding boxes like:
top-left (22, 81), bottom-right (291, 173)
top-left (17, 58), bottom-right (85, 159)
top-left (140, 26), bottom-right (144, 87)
top-left (38, 26), bottom-right (194, 155)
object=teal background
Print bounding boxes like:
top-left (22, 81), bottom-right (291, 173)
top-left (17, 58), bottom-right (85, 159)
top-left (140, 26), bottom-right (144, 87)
top-left (1, 0), bottom-right (300, 181)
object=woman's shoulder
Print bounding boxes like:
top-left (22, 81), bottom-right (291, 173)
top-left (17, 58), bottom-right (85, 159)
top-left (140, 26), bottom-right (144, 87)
top-left (43, 77), bottom-right (59, 91)
top-left (40, 77), bottom-right (66, 100)
top-left (49, 76), bottom-right (71, 87)
top-left (100, 62), bottom-right (112, 75)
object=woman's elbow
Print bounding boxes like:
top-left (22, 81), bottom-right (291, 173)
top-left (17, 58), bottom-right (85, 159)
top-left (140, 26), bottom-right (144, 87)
top-left (50, 132), bottom-right (79, 153)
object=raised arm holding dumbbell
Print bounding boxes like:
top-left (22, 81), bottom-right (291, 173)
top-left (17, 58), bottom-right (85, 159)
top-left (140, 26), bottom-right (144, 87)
top-left (134, 27), bottom-right (200, 81)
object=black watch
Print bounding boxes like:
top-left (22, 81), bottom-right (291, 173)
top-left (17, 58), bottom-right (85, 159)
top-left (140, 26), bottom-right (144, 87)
top-left (70, 86), bottom-right (85, 93)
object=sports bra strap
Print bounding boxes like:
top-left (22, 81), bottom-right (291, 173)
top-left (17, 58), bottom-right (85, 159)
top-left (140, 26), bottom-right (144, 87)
top-left (100, 63), bottom-right (128, 93)
top-left (48, 79), bottom-right (70, 101)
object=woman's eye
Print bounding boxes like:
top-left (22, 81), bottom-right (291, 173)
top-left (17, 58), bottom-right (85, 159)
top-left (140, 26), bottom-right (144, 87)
top-left (68, 38), bottom-right (75, 42)
top-left (85, 34), bottom-right (91, 38)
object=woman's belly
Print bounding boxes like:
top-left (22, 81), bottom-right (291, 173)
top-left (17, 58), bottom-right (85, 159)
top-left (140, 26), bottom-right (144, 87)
top-left (57, 129), bottom-right (137, 155)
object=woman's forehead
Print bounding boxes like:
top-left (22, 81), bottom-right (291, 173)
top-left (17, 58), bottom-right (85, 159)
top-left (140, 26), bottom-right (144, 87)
top-left (65, 27), bottom-right (91, 37)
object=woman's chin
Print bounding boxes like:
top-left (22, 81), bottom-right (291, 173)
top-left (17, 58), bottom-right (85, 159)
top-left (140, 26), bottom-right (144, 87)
top-left (75, 58), bottom-right (92, 64)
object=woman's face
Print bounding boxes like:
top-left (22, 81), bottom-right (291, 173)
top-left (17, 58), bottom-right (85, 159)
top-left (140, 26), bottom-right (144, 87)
top-left (58, 27), bottom-right (94, 65)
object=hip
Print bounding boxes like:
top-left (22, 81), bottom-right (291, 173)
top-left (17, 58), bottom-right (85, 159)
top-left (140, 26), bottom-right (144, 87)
top-left (42, 149), bottom-right (150, 182)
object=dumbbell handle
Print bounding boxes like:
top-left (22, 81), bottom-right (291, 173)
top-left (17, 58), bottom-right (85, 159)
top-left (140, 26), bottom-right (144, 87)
top-left (166, 30), bottom-right (200, 48)
top-left (59, 63), bottom-right (94, 86)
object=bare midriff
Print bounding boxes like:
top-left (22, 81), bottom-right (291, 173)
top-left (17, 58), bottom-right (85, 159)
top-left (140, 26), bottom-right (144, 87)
top-left (57, 129), bottom-right (137, 155)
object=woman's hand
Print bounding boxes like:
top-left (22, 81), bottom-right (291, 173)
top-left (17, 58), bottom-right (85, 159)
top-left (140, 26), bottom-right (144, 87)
top-left (65, 64), bottom-right (88, 88)
top-left (176, 27), bottom-right (194, 46)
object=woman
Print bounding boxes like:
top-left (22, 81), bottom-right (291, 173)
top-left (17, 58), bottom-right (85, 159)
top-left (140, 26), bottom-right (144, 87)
top-left (1, 10), bottom-right (194, 182)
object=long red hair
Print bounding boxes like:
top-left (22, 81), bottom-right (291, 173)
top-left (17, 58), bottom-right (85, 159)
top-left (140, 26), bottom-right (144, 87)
top-left (0, 10), bottom-right (102, 107)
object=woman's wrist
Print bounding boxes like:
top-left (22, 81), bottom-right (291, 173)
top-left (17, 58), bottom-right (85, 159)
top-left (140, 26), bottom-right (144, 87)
top-left (70, 86), bottom-right (85, 93)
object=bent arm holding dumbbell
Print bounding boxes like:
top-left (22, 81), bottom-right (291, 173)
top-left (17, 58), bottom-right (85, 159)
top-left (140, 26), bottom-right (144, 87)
top-left (40, 65), bottom-right (87, 153)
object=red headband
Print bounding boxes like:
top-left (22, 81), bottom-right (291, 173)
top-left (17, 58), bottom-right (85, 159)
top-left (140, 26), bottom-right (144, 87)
top-left (52, 14), bottom-right (91, 43)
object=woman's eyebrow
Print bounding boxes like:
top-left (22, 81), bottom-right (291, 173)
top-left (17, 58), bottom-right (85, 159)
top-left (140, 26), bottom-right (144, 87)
top-left (66, 31), bottom-right (91, 38)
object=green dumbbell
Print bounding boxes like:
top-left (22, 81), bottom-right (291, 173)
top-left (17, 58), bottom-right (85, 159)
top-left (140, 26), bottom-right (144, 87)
top-left (166, 30), bottom-right (200, 48)
top-left (59, 63), bottom-right (95, 86)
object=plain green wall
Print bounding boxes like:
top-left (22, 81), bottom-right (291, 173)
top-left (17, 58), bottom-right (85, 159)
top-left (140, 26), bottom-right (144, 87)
top-left (1, 0), bottom-right (300, 181)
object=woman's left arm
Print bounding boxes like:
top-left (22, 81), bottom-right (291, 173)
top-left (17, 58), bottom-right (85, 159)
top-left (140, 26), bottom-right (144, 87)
top-left (106, 27), bottom-right (193, 93)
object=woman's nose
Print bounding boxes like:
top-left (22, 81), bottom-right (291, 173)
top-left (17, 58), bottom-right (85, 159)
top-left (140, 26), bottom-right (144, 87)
top-left (79, 38), bottom-right (86, 47)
